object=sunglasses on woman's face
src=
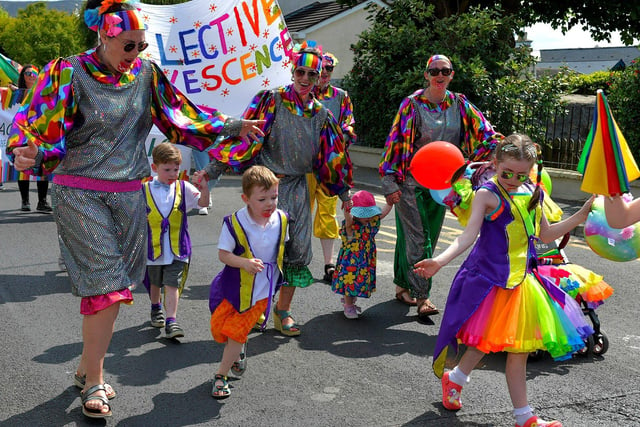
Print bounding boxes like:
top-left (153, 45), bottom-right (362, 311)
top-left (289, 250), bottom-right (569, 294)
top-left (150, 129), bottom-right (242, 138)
top-left (427, 67), bottom-right (452, 77)
top-left (294, 68), bottom-right (319, 80)
top-left (323, 65), bottom-right (334, 72)
top-left (116, 37), bottom-right (149, 53)
top-left (500, 171), bottom-right (529, 182)
top-left (24, 70), bottom-right (38, 77)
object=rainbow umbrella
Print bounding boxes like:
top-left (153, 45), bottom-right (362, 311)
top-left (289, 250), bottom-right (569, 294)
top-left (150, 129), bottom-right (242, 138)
top-left (0, 53), bottom-right (20, 86)
top-left (577, 89), bottom-right (640, 196)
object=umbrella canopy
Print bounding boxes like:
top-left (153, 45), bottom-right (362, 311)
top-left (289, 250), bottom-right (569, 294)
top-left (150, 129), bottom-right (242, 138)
top-left (577, 89), bottom-right (640, 196)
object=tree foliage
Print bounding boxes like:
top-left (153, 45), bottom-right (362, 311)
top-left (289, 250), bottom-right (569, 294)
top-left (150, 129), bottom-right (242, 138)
top-left (607, 63), bottom-right (640, 155)
top-left (0, 3), bottom-right (85, 68)
top-left (339, 0), bottom-right (640, 45)
top-left (342, 1), bottom-right (558, 147)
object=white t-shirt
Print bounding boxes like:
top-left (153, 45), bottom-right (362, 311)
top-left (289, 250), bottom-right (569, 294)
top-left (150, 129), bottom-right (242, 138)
top-left (218, 207), bottom-right (289, 305)
top-left (147, 178), bottom-right (201, 266)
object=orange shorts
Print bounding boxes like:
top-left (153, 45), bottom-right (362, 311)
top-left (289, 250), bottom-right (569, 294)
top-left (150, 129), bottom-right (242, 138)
top-left (210, 298), bottom-right (268, 344)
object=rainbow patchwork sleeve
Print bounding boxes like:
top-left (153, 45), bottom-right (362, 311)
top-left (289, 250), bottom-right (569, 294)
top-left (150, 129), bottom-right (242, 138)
top-left (208, 90), bottom-right (276, 170)
top-left (315, 112), bottom-right (352, 197)
top-left (6, 58), bottom-right (76, 176)
top-left (340, 91), bottom-right (357, 145)
top-left (379, 96), bottom-right (416, 183)
top-left (150, 62), bottom-right (228, 151)
top-left (457, 93), bottom-right (503, 162)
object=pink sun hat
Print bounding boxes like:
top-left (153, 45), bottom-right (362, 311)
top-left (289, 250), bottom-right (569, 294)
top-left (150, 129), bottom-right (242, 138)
top-left (350, 190), bottom-right (382, 219)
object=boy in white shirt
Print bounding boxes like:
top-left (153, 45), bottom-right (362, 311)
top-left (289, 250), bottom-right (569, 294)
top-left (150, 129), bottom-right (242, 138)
top-left (208, 165), bottom-right (288, 399)
top-left (144, 143), bottom-right (210, 338)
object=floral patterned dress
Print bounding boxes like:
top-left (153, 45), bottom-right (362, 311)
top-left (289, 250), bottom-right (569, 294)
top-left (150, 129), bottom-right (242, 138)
top-left (331, 216), bottom-right (380, 298)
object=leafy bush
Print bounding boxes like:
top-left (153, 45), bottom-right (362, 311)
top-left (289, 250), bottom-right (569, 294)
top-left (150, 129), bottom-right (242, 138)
top-left (607, 60), bottom-right (640, 154)
top-left (566, 70), bottom-right (611, 95)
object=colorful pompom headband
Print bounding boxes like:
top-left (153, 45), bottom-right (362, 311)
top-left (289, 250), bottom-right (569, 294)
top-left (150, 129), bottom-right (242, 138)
top-left (322, 53), bottom-right (339, 67)
top-left (84, 0), bottom-right (146, 37)
top-left (290, 41), bottom-right (323, 73)
top-left (426, 54), bottom-right (453, 70)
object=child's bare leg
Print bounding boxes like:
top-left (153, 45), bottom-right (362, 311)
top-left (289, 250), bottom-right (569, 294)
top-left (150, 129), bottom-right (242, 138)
top-left (458, 346), bottom-right (485, 376)
top-left (505, 352), bottom-right (528, 408)
top-left (149, 284), bottom-right (161, 305)
top-left (217, 338), bottom-right (244, 375)
top-left (164, 285), bottom-right (179, 319)
top-left (343, 295), bottom-right (354, 305)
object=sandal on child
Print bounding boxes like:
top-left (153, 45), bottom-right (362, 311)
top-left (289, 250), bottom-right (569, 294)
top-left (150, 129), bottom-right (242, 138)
top-left (273, 308), bottom-right (301, 336)
top-left (81, 384), bottom-right (112, 418)
top-left (417, 299), bottom-right (439, 319)
top-left (74, 373), bottom-right (116, 400)
top-left (211, 374), bottom-right (231, 399)
top-left (231, 343), bottom-right (247, 376)
top-left (395, 289), bottom-right (417, 306)
top-left (323, 263), bottom-right (336, 282)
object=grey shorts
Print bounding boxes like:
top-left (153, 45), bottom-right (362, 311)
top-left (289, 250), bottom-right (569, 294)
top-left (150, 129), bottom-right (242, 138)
top-left (146, 260), bottom-right (188, 289)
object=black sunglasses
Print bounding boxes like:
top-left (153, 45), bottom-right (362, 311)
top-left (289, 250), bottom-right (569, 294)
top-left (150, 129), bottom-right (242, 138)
top-left (427, 67), bottom-right (452, 77)
top-left (116, 37), bottom-right (149, 53)
top-left (500, 171), bottom-right (529, 182)
top-left (323, 65), bottom-right (334, 72)
top-left (294, 68), bottom-right (319, 80)
top-left (24, 70), bottom-right (38, 77)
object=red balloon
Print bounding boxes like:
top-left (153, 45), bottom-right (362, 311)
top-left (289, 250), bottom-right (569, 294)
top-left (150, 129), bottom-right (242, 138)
top-left (409, 141), bottom-right (465, 190)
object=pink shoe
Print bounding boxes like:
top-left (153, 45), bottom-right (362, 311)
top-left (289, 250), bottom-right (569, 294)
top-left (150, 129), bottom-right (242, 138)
top-left (516, 416), bottom-right (562, 427)
top-left (441, 371), bottom-right (462, 410)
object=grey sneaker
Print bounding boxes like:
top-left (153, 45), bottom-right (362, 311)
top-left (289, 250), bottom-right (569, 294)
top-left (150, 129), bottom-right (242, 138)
top-left (165, 322), bottom-right (184, 339)
top-left (150, 308), bottom-right (165, 328)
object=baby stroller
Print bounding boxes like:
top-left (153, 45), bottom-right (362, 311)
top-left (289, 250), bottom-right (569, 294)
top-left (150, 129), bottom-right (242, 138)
top-left (533, 234), bottom-right (610, 358)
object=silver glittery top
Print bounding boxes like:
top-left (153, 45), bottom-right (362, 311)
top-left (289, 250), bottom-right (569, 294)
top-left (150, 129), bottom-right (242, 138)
top-left (53, 56), bottom-right (154, 181)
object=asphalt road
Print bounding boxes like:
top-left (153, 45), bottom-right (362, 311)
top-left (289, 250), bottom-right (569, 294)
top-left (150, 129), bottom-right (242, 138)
top-left (1, 166), bottom-right (639, 427)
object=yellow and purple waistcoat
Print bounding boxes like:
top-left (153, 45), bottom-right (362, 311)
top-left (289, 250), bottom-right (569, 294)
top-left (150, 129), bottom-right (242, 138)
top-left (144, 180), bottom-right (191, 261)
top-left (209, 210), bottom-right (288, 314)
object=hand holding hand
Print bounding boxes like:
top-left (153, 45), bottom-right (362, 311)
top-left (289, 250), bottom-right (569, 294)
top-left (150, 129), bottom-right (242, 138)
top-left (12, 139), bottom-right (38, 171)
top-left (413, 258), bottom-right (441, 279)
top-left (342, 199), bottom-right (353, 212)
top-left (240, 119), bottom-right (266, 143)
top-left (244, 258), bottom-right (264, 275)
top-left (191, 170), bottom-right (208, 190)
top-left (385, 191), bottom-right (401, 205)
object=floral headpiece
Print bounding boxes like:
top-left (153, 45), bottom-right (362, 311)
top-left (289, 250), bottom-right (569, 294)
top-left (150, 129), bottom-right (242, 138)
top-left (290, 40), bottom-right (323, 73)
top-left (84, 0), bottom-right (146, 37)
top-left (426, 54), bottom-right (453, 70)
top-left (322, 53), bottom-right (339, 67)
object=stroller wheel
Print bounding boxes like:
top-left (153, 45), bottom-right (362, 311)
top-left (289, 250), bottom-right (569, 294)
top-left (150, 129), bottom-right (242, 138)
top-left (592, 332), bottom-right (609, 355)
top-left (575, 335), bottom-right (594, 357)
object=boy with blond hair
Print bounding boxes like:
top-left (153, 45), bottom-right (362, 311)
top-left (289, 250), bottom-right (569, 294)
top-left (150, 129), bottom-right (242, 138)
top-left (208, 165), bottom-right (288, 399)
top-left (145, 143), bottom-right (210, 338)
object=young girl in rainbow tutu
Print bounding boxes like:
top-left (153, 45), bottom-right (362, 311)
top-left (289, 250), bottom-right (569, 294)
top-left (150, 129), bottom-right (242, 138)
top-left (414, 133), bottom-right (595, 427)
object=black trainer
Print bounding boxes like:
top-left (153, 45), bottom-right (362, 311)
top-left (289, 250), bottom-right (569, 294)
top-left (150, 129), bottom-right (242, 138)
top-left (165, 322), bottom-right (184, 339)
top-left (21, 201), bottom-right (31, 211)
top-left (150, 308), bottom-right (165, 328)
top-left (37, 201), bottom-right (53, 213)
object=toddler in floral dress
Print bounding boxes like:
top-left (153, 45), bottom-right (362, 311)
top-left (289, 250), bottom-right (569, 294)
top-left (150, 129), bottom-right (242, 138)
top-left (331, 190), bottom-right (392, 318)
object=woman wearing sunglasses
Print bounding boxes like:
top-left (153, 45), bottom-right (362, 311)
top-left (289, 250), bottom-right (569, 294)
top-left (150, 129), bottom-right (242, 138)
top-left (6, 0), bottom-right (263, 419)
top-left (309, 52), bottom-right (357, 283)
top-left (205, 41), bottom-right (352, 337)
top-left (14, 65), bottom-right (53, 213)
top-left (379, 54), bottom-right (503, 320)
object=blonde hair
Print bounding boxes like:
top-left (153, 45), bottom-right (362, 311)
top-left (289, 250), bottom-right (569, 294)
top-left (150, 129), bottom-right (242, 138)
top-left (242, 165), bottom-right (279, 196)
top-left (151, 143), bottom-right (182, 165)
top-left (495, 133), bottom-right (543, 212)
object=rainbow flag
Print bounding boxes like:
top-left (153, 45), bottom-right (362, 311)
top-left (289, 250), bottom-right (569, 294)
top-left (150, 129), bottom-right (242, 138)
top-left (577, 89), bottom-right (640, 195)
top-left (0, 53), bottom-right (20, 86)
top-left (0, 86), bottom-right (23, 110)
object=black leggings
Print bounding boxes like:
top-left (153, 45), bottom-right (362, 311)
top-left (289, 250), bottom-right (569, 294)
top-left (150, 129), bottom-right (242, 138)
top-left (18, 179), bottom-right (49, 203)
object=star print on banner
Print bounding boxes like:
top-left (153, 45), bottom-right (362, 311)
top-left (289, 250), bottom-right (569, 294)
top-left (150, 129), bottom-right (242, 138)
top-left (140, 0), bottom-right (293, 117)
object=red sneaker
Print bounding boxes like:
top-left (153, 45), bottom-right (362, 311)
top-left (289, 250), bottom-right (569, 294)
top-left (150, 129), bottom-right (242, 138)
top-left (516, 416), bottom-right (562, 427)
top-left (441, 371), bottom-right (463, 410)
